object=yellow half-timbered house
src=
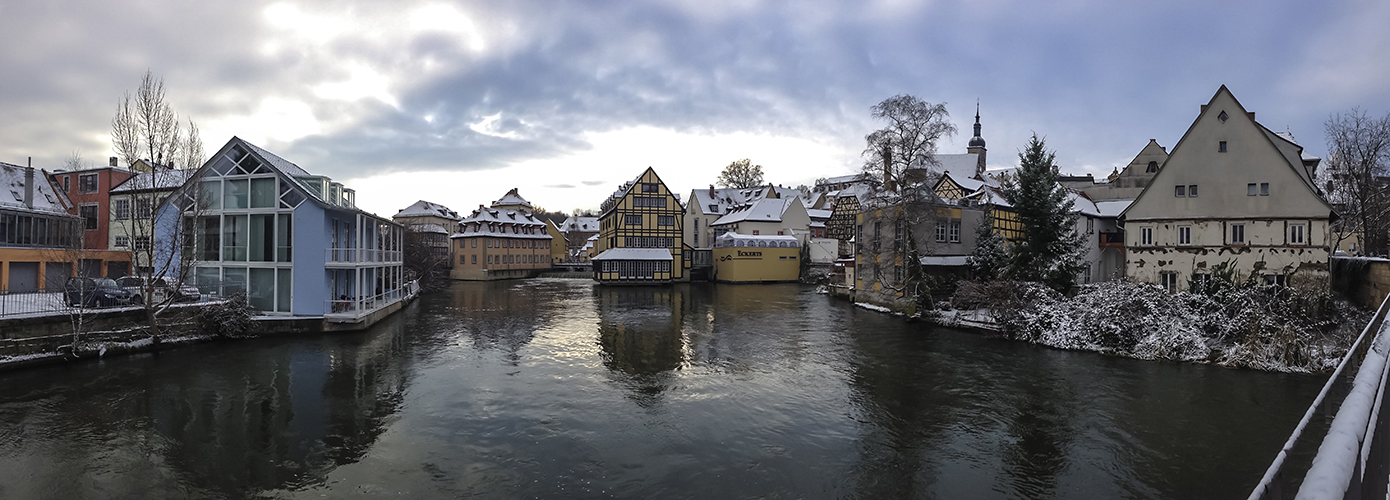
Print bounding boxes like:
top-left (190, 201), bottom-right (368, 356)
top-left (593, 167), bottom-right (689, 284)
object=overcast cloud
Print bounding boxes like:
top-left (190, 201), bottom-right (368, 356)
top-left (2, 0), bottom-right (1388, 215)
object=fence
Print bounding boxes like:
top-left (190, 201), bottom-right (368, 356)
top-left (1249, 292), bottom-right (1390, 499)
top-left (324, 280), bottom-right (418, 320)
top-left (0, 289), bottom-right (70, 317)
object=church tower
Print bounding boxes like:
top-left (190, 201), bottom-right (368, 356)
top-left (967, 103), bottom-right (987, 178)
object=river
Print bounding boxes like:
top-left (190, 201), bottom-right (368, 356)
top-left (0, 279), bottom-right (1330, 498)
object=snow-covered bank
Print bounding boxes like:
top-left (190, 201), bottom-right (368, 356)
top-left (831, 279), bottom-right (1371, 373)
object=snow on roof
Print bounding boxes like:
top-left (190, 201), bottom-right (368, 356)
top-left (820, 173), bottom-right (872, 185)
top-left (1068, 191), bottom-right (1100, 217)
top-left (1094, 199), bottom-right (1133, 217)
top-left (715, 231), bottom-right (799, 248)
top-left (920, 256), bottom-right (970, 266)
top-left (560, 215), bottom-right (600, 232)
top-left (0, 162), bottom-right (71, 215)
top-left (712, 197), bottom-right (800, 226)
top-left (689, 187), bottom-right (749, 215)
top-left (110, 169), bottom-right (198, 193)
top-left (592, 248), bottom-right (674, 260)
top-left (454, 205), bottom-right (551, 239)
top-left (395, 200), bottom-right (461, 220)
top-left (491, 188), bottom-right (533, 208)
top-left (241, 139), bottom-right (312, 177)
top-left (806, 208), bottom-right (833, 220)
top-left (934, 153), bottom-right (980, 175)
top-left (410, 223), bottom-right (449, 234)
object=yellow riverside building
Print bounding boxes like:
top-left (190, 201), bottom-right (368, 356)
top-left (711, 232), bottom-right (800, 283)
top-left (592, 167), bottom-right (690, 284)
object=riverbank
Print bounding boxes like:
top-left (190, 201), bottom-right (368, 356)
top-left (848, 279), bottom-right (1369, 373)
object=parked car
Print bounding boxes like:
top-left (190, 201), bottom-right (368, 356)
top-left (115, 276), bottom-right (202, 304)
top-left (64, 277), bottom-right (140, 308)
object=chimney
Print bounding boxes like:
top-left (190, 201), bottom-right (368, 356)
top-left (1248, 112), bottom-right (1255, 120)
top-left (24, 157), bottom-right (35, 209)
top-left (109, 156), bottom-right (117, 167)
top-left (709, 184), bottom-right (714, 198)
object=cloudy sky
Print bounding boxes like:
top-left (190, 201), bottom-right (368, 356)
top-left (2, 0), bottom-right (1388, 217)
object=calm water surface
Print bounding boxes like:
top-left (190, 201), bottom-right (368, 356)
top-left (0, 280), bottom-right (1329, 498)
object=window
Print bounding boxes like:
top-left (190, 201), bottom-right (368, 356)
top-left (62, 176), bottom-right (70, 192)
top-left (1265, 274), bottom-right (1287, 286)
top-left (1231, 224), bottom-right (1245, 244)
top-left (472, 255), bottom-right (477, 264)
top-left (1289, 224), bottom-right (1306, 245)
top-left (1193, 273), bottom-right (1211, 290)
top-left (936, 222), bottom-right (946, 242)
top-left (136, 198), bottom-right (152, 218)
top-left (642, 183), bottom-right (659, 193)
top-left (1141, 227), bottom-right (1153, 246)
top-left (1086, 217), bottom-right (1094, 234)
top-left (1219, 111), bottom-right (1229, 122)
top-left (709, 204), bottom-right (718, 213)
top-left (1219, 141), bottom-right (1227, 152)
top-left (1175, 185), bottom-right (1186, 197)
top-left (1261, 183), bottom-right (1269, 196)
top-left (1146, 161), bottom-right (1158, 173)
top-left (949, 221), bottom-right (961, 243)
top-left (1161, 272), bottom-right (1179, 293)
top-left (1178, 226), bottom-right (1191, 245)
top-left (1248, 183), bottom-right (1257, 196)
top-left (80, 204), bottom-right (99, 230)
top-left (472, 239), bottom-right (477, 248)
top-left (1188, 185), bottom-right (1198, 197)
top-left (113, 199), bottom-right (130, 220)
top-left (634, 197), bottom-right (666, 208)
top-left (115, 235), bottom-right (130, 248)
top-left (134, 236), bottom-right (151, 251)
top-left (79, 174), bottom-right (98, 193)
top-left (625, 215), bottom-right (642, 226)
top-left (658, 216), bottom-right (674, 226)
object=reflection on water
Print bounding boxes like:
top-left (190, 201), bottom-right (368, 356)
top-left (0, 279), bottom-right (1334, 499)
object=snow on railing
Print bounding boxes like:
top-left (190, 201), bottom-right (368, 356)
top-left (324, 286), bottom-right (407, 320)
top-left (1249, 292), bottom-right (1390, 500)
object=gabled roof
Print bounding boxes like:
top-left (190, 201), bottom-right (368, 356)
top-left (454, 205), bottom-right (550, 239)
top-left (934, 153), bottom-right (981, 175)
top-left (711, 197), bottom-right (803, 226)
top-left (1119, 85), bottom-right (1332, 220)
top-left (409, 223), bottom-right (450, 234)
top-left (395, 200), bottom-right (461, 220)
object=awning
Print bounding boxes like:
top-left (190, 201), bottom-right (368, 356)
top-left (592, 248), bottom-right (674, 261)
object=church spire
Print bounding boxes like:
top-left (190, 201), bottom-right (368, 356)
top-left (967, 101), bottom-right (987, 177)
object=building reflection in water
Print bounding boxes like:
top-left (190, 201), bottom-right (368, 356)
top-left (0, 311), bottom-right (416, 499)
top-left (594, 285), bottom-right (687, 408)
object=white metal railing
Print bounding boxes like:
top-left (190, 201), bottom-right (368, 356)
top-left (325, 287), bottom-right (406, 319)
top-left (325, 248), bottom-right (403, 264)
top-left (1249, 292), bottom-right (1390, 500)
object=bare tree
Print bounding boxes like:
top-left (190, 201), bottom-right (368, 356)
top-left (861, 95), bottom-right (957, 192)
top-left (111, 70), bottom-right (203, 169)
top-left (110, 70), bottom-right (208, 342)
top-left (1323, 108), bottom-right (1390, 256)
top-left (716, 159), bottom-right (765, 189)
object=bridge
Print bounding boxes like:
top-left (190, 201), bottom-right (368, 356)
top-left (1250, 293), bottom-right (1390, 499)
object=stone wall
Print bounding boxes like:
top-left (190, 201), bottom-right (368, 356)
top-left (0, 305), bottom-right (204, 359)
top-left (1331, 257), bottom-right (1390, 310)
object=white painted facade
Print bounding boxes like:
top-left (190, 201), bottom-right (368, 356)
top-left (1121, 86), bottom-right (1332, 291)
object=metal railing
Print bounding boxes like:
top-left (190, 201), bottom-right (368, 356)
top-left (1250, 292), bottom-right (1390, 500)
top-left (324, 280), bottom-right (417, 320)
top-left (325, 248), bottom-right (403, 264)
top-left (0, 289), bottom-right (70, 317)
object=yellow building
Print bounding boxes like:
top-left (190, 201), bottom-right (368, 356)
top-left (545, 219), bottom-right (568, 264)
top-left (593, 168), bottom-right (689, 284)
top-left (711, 233), bottom-right (800, 283)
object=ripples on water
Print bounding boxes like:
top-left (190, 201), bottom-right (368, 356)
top-left (0, 279), bottom-right (1330, 498)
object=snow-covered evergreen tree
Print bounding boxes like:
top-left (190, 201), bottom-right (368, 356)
top-left (1000, 134), bottom-right (1086, 292)
top-left (967, 209), bottom-right (1007, 281)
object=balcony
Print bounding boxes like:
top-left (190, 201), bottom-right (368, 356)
top-left (1099, 231), bottom-right (1124, 249)
top-left (325, 281), bottom-right (418, 322)
top-left (326, 248), bottom-right (403, 266)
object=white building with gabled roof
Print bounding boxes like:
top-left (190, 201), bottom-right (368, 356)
top-left (1120, 85), bottom-right (1332, 292)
